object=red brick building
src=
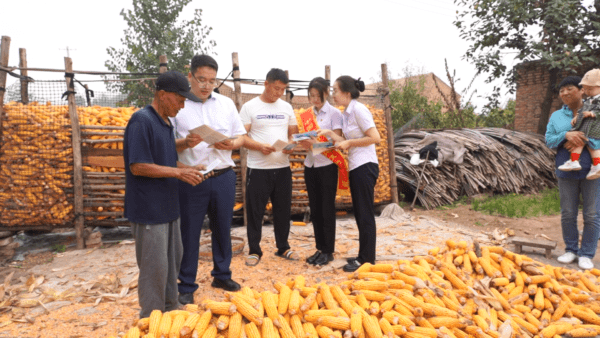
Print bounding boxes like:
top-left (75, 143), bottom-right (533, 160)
top-left (514, 60), bottom-right (594, 133)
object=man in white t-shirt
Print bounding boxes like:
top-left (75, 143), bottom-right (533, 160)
top-left (240, 68), bottom-right (299, 266)
top-left (171, 55), bottom-right (246, 304)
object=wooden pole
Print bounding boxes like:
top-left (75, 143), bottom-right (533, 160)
top-left (381, 63), bottom-right (399, 204)
top-left (285, 70), bottom-right (292, 104)
top-left (65, 57), bottom-right (85, 249)
top-left (232, 53), bottom-right (247, 227)
top-left (19, 48), bottom-right (29, 104)
top-left (159, 55), bottom-right (168, 74)
top-left (232, 53), bottom-right (242, 111)
top-left (325, 65), bottom-right (332, 104)
top-left (0, 36), bottom-right (10, 106)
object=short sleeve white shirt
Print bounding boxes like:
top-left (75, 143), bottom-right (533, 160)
top-left (304, 102), bottom-right (343, 168)
top-left (239, 97), bottom-right (298, 169)
top-left (171, 92), bottom-right (246, 170)
top-left (342, 100), bottom-right (378, 171)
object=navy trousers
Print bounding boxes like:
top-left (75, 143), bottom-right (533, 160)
top-left (349, 162), bottom-right (379, 264)
top-left (177, 170), bottom-right (236, 294)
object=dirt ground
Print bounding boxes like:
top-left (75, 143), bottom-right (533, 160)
top-left (0, 201), bottom-right (593, 338)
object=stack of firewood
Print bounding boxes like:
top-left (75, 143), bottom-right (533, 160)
top-left (394, 128), bottom-right (557, 209)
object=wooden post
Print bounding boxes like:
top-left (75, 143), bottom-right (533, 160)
top-left (381, 63), bottom-right (399, 204)
top-left (65, 57), bottom-right (85, 249)
top-left (159, 55), bottom-right (168, 74)
top-left (285, 70), bottom-right (292, 104)
top-left (0, 36), bottom-right (10, 106)
top-left (325, 65), bottom-right (332, 104)
top-left (232, 53), bottom-right (247, 227)
top-left (19, 48), bottom-right (29, 104)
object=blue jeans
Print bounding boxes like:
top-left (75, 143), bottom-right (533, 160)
top-left (558, 177), bottom-right (600, 258)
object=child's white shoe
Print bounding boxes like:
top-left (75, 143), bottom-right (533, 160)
top-left (587, 164), bottom-right (600, 180)
top-left (558, 160), bottom-right (582, 171)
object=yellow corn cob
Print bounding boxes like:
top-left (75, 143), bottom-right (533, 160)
top-left (190, 310), bottom-right (213, 338)
top-left (244, 323), bottom-right (261, 338)
top-left (278, 285), bottom-right (292, 315)
top-left (319, 284), bottom-right (339, 310)
top-left (290, 315), bottom-right (306, 338)
top-left (566, 328), bottom-right (599, 337)
top-left (350, 308), bottom-right (362, 338)
top-left (301, 292), bottom-right (318, 312)
top-left (216, 315), bottom-right (230, 331)
top-left (204, 301), bottom-right (237, 315)
top-left (125, 326), bottom-right (141, 338)
top-left (378, 318), bottom-right (394, 338)
top-left (304, 322), bottom-right (319, 338)
top-left (230, 295), bottom-right (263, 326)
top-left (201, 325), bottom-right (217, 338)
top-left (427, 316), bottom-right (469, 329)
top-left (410, 327), bottom-right (438, 338)
top-left (288, 289), bottom-right (301, 315)
top-left (180, 313), bottom-right (201, 338)
top-left (158, 312), bottom-right (173, 338)
top-left (318, 316), bottom-right (351, 330)
top-left (316, 325), bottom-right (336, 338)
top-left (170, 314), bottom-right (186, 338)
top-left (362, 314), bottom-right (383, 338)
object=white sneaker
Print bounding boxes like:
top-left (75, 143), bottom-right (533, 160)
top-left (557, 251), bottom-right (577, 263)
top-left (587, 164), bottom-right (600, 180)
top-left (558, 160), bottom-right (582, 171)
top-left (578, 257), bottom-right (594, 270)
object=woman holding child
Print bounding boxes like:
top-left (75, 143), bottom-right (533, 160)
top-left (545, 73), bottom-right (600, 270)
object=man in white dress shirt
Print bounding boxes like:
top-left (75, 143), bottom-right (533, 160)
top-left (171, 55), bottom-right (246, 303)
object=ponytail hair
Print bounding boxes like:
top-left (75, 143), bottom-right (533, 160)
top-left (336, 76), bottom-right (365, 99)
top-left (308, 77), bottom-right (329, 102)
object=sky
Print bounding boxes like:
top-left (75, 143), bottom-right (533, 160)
top-left (1, 0), bottom-right (514, 111)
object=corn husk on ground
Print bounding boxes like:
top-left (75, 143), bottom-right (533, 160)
top-left (115, 240), bottom-right (600, 338)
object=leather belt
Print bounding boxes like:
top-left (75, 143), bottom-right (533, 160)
top-left (210, 167), bottom-right (232, 178)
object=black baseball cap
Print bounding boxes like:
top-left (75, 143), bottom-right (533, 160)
top-left (156, 70), bottom-right (201, 102)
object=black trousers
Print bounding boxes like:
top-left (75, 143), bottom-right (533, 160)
top-left (246, 167), bottom-right (292, 257)
top-left (305, 164), bottom-right (339, 254)
top-left (349, 162), bottom-right (379, 264)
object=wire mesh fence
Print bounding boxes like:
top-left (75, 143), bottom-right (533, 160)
top-left (1, 80), bottom-right (75, 227)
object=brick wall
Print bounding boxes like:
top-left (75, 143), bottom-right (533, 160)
top-left (514, 61), bottom-right (596, 133)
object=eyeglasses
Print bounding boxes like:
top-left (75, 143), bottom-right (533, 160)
top-left (191, 73), bottom-right (217, 88)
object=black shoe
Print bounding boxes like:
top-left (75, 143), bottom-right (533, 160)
top-left (314, 252), bottom-right (334, 266)
top-left (306, 250), bottom-right (321, 265)
top-left (178, 292), bottom-right (194, 305)
top-left (211, 278), bottom-right (241, 292)
top-left (346, 256), bottom-right (358, 264)
top-left (343, 259), bottom-right (362, 272)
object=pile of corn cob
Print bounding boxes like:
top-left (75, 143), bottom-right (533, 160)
top-left (0, 102), bottom-right (74, 226)
top-left (117, 240), bottom-right (600, 338)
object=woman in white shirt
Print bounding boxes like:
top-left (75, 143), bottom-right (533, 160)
top-left (302, 77), bottom-right (343, 266)
top-left (318, 76), bottom-right (381, 272)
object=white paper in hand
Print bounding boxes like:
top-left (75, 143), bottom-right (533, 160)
top-left (199, 159), bottom-right (222, 175)
top-left (312, 142), bottom-right (335, 155)
top-left (189, 125), bottom-right (236, 145)
top-left (272, 139), bottom-right (291, 152)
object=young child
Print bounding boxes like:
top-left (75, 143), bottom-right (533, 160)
top-left (558, 68), bottom-right (600, 179)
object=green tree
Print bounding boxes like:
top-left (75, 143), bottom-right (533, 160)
top-left (105, 0), bottom-right (216, 107)
top-left (388, 69), bottom-right (444, 131)
top-left (454, 0), bottom-right (600, 134)
top-left (477, 99), bottom-right (516, 128)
